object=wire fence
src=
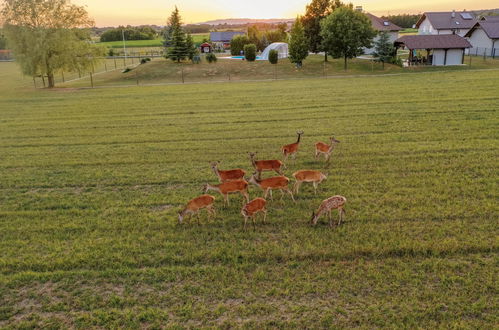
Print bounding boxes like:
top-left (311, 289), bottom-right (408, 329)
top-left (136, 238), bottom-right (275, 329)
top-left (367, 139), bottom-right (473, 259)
top-left (466, 47), bottom-right (499, 58)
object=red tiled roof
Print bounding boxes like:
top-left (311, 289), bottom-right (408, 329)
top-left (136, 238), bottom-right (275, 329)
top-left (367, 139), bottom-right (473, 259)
top-left (395, 34), bottom-right (472, 49)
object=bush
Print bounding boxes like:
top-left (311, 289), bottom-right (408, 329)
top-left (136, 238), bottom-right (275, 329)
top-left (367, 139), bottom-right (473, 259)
top-left (268, 49), bottom-right (278, 64)
top-left (230, 35), bottom-right (250, 56)
top-left (122, 67), bottom-right (132, 73)
top-left (100, 26), bottom-right (156, 42)
top-left (206, 53), bottom-right (217, 63)
top-left (140, 58), bottom-right (147, 64)
top-left (108, 48), bottom-right (114, 57)
top-left (244, 44), bottom-right (257, 62)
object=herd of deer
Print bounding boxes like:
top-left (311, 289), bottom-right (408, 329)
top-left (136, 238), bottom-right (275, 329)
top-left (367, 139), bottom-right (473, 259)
top-left (178, 131), bottom-right (347, 229)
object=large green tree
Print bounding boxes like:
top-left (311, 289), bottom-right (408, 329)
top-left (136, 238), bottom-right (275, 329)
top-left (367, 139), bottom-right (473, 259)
top-left (165, 7), bottom-right (187, 62)
top-left (288, 17), bottom-right (309, 67)
top-left (185, 33), bottom-right (197, 61)
top-left (1, 0), bottom-right (104, 88)
top-left (320, 7), bottom-right (376, 70)
top-left (372, 31), bottom-right (395, 69)
top-left (301, 0), bottom-right (345, 61)
top-left (230, 35), bottom-right (250, 56)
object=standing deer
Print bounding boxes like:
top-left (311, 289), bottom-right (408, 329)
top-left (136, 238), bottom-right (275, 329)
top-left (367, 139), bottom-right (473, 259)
top-left (282, 130), bottom-right (304, 162)
top-left (241, 197), bottom-right (267, 229)
top-left (211, 161), bottom-right (246, 183)
top-left (292, 170), bottom-right (327, 195)
top-left (248, 152), bottom-right (284, 179)
top-left (203, 179), bottom-right (250, 206)
top-left (315, 136), bottom-right (340, 161)
top-left (178, 194), bottom-right (216, 224)
top-left (310, 195), bottom-right (347, 227)
top-left (248, 172), bottom-right (295, 202)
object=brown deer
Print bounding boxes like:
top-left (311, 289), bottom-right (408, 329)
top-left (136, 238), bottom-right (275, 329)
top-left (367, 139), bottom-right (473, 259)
top-left (292, 170), bottom-right (327, 195)
top-left (211, 161), bottom-right (246, 183)
top-left (241, 197), bottom-right (267, 229)
top-left (248, 152), bottom-right (284, 179)
top-left (203, 179), bottom-right (250, 206)
top-left (310, 195), bottom-right (347, 227)
top-left (282, 130), bottom-right (304, 162)
top-left (315, 136), bottom-right (340, 161)
top-left (178, 194), bottom-right (216, 224)
top-left (248, 172), bottom-right (295, 202)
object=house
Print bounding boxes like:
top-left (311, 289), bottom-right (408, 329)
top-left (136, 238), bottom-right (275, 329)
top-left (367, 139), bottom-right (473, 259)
top-left (416, 11), bottom-right (477, 37)
top-left (209, 31), bottom-right (245, 50)
top-left (364, 13), bottom-right (401, 54)
top-left (199, 42), bottom-right (212, 53)
top-left (464, 21), bottom-right (499, 57)
top-left (394, 34), bottom-right (471, 65)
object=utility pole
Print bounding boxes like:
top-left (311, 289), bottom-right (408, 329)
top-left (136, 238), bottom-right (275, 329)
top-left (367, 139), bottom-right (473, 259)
top-left (122, 29), bottom-right (127, 64)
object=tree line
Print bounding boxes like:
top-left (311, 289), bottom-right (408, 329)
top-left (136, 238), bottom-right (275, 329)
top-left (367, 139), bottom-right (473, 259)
top-left (100, 26), bottom-right (157, 42)
top-left (381, 14), bottom-right (420, 28)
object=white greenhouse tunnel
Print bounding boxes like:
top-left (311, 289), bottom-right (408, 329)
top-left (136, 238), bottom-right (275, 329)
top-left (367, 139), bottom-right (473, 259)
top-left (259, 42), bottom-right (289, 60)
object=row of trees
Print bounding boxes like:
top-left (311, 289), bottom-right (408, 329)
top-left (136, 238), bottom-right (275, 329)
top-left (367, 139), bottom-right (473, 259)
top-left (100, 26), bottom-right (157, 42)
top-left (381, 14), bottom-right (419, 29)
top-left (288, 3), bottom-right (379, 70)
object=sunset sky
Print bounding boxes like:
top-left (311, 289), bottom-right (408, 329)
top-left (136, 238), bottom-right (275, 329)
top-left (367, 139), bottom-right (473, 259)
top-left (71, 0), bottom-right (499, 26)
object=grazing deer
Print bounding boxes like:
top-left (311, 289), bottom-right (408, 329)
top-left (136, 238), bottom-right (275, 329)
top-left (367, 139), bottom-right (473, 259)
top-left (203, 179), bottom-right (250, 206)
top-left (248, 172), bottom-right (295, 202)
top-left (211, 161), bottom-right (246, 183)
top-left (178, 194), bottom-right (216, 224)
top-left (310, 195), bottom-right (347, 227)
top-left (241, 197), bottom-right (267, 229)
top-left (292, 170), bottom-right (327, 195)
top-left (315, 136), bottom-right (340, 161)
top-left (282, 130), bottom-right (304, 162)
top-left (248, 152), bottom-right (284, 179)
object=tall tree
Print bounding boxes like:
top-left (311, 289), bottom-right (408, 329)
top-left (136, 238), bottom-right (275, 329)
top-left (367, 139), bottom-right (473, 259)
top-left (1, 0), bottom-right (104, 88)
top-left (288, 17), bottom-right (308, 68)
top-left (320, 7), bottom-right (376, 70)
top-left (0, 30), bottom-right (6, 49)
top-left (301, 0), bottom-right (345, 61)
top-left (372, 31), bottom-right (395, 69)
top-left (185, 33), bottom-right (197, 61)
top-left (165, 7), bottom-right (187, 62)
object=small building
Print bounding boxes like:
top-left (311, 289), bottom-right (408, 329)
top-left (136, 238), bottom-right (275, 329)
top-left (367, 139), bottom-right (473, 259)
top-left (364, 13), bottom-right (401, 54)
top-left (199, 42), bottom-right (212, 53)
top-left (464, 21), bottom-right (499, 57)
top-left (209, 31), bottom-right (245, 50)
top-left (416, 11), bottom-right (477, 37)
top-left (395, 34), bottom-right (471, 66)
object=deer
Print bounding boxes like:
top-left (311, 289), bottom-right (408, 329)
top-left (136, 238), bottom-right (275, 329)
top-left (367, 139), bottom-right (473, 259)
top-left (241, 197), bottom-right (267, 229)
top-left (178, 194), bottom-right (216, 224)
top-left (211, 161), bottom-right (246, 183)
top-left (310, 195), bottom-right (347, 228)
top-left (248, 152), bottom-right (284, 179)
top-left (202, 179), bottom-right (250, 206)
top-left (282, 130), bottom-right (304, 162)
top-left (248, 172), bottom-right (295, 202)
top-left (315, 136), bottom-right (340, 162)
top-left (292, 170), bottom-right (327, 195)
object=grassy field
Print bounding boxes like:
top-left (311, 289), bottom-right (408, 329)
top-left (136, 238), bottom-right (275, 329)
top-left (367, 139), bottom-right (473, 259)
top-left (58, 54), bottom-right (499, 88)
top-left (97, 34), bottom-right (209, 48)
top-left (0, 61), bottom-right (498, 328)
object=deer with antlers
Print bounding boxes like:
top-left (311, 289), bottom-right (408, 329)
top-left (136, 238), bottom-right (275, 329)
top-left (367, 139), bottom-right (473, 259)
top-left (282, 130), bottom-right (304, 162)
top-left (203, 179), bottom-right (250, 206)
top-left (241, 197), bottom-right (267, 229)
top-left (315, 136), bottom-right (340, 162)
top-left (178, 194), bottom-right (216, 224)
top-left (248, 152), bottom-right (284, 179)
top-left (211, 161), bottom-right (246, 183)
top-left (248, 172), bottom-right (295, 202)
top-left (310, 195), bottom-right (347, 227)
top-left (292, 170), bottom-right (327, 195)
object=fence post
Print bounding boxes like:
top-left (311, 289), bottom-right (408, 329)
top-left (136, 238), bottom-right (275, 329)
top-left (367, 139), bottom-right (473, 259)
top-left (90, 72), bottom-right (94, 88)
top-left (469, 54), bottom-right (472, 67)
top-left (78, 69), bottom-right (81, 78)
top-left (136, 70), bottom-right (139, 86)
top-left (181, 66), bottom-right (184, 83)
top-left (33, 77), bottom-right (37, 89)
top-left (123, 57), bottom-right (126, 67)
top-left (61, 71), bottom-right (65, 83)
top-left (105, 62), bottom-right (108, 71)
top-left (114, 57), bottom-right (117, 69)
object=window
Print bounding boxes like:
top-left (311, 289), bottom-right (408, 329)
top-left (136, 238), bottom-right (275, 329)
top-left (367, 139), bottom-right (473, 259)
top-left (460, 13), bottom-right (473, 20)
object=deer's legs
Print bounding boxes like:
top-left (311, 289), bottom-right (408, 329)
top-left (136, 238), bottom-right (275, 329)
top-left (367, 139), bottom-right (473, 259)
top-left (285, 188), bottom-right (295, 202)
top-left (262, 209), bottom-right (267, 223)
top-left (313, 182), bottom-right (318, 195)
top-left (294, 181), bottom-right (302, 195)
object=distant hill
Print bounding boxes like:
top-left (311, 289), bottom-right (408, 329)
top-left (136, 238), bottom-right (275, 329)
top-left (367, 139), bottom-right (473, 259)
top-left (197, 18), bottom-right (295, 25)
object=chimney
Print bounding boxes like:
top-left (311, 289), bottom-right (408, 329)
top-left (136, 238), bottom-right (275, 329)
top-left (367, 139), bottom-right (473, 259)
top-left (451, 10), bottom-right (456, 18)
top-left (355, 6), bottom-right (363, 12)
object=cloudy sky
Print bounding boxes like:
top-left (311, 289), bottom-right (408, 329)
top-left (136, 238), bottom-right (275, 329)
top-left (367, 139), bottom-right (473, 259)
top-left (72, 0), bottom-right (499, 26)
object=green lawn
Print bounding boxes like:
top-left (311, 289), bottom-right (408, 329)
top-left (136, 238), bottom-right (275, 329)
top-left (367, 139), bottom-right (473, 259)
top-left (0, 61), bottom-right (498, 328)
top-left (97, 34), bottom-right (209, 48)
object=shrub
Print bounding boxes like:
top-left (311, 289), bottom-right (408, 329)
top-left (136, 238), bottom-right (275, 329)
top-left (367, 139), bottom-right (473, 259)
top-left (140, 58), bottom-right (147, 64)
top-left (268, 49), bottom-right (278, 64)
top-left (108, 48), bottom-right (114, 57)
top-left (206, 53), bottom-right (217, 63)
top-left (244, 44), bottom-right (257, 62)
top-left (230, 35), bottom-right (250, 56)
top-left (122, 67), bottom-right (132, 73)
